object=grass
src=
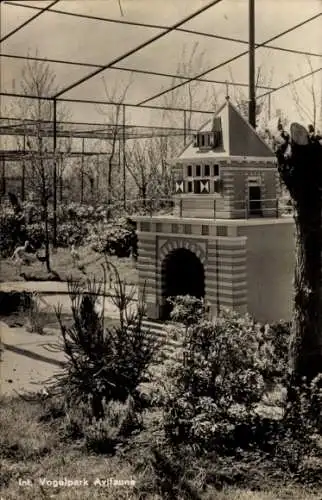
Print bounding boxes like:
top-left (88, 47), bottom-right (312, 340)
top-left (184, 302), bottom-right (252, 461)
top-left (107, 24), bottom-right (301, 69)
top-left (1, 396), bottom-right (321, 500)
top-left (0, 247), bottom-right (138, 284)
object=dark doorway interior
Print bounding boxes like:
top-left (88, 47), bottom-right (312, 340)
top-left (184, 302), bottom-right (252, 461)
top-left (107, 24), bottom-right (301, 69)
top-left (248, 185), bottom-right (262, 216)
top-left (161, 248), bottom-right (205, 319)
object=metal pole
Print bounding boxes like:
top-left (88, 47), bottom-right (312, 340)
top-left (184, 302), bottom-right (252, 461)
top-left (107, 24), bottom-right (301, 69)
top-left (59, 153), bottom-right (63, 203)
top-left (53, 98), bottom-right (57, 247)
top-left (248, 0), bottom-right (256, 128)
top-left (122, 104), bottom-right (126, 210)
top-left (81, 138), bottom-right (84, 203)
top-left (96, 154), bottom-right (100, 201)
top-left (0, 158), bottom-right (5, 202)
top-left (21, 130), bottom-right (26, 201)
top-left (183, 110), bottom-right (187, 146)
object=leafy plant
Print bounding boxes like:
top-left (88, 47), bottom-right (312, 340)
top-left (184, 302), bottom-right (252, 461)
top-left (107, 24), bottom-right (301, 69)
top-left (168, 295), bottom-right (207, 326)
top-left (85, 397), bottom-right (142, 454)
top-left (88, 218), bottom-right (137, 257)
top-left (162, 309), bottom-right (278, 452)
top-left (0, 207), bottom-right (27, 257)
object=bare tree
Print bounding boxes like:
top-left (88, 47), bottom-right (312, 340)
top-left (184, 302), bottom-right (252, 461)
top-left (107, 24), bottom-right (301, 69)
top-left (138, 42), bottom-right (221, 204)
top-left (289, 56), bottom-right (320, 130)
top-left (96, 75), bottom-right (133, 213)
top-left (14, 53), bottom-right (71, 271)
top-left (125, 136), bottom-right (164, 207)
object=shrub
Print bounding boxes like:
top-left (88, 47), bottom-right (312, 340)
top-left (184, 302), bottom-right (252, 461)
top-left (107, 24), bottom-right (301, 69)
top-left (0, 208), bottom-right (27, 257)
top-left (50, 266), bottom-right (160, 420)
top-left (25, 221), bottom-right (88, 248)
top-left (168, 295), bottom-right (207, 326)
top-left (22, 201), bottom-right (41, 223)
top-left (163, 309), bottom-right (277, 453)
top-left (85, 397), bottom-right (142, 454)
top-left (88, 218), bottom-right (137, 257)
top-left (55, 222), bottom-right (88, 247)
top-left (261, 320), bottom-right (291, 384)
top-left (25, 222), bottom-right (46, 249)
top-left (273, 375), bottom-right (322, 476)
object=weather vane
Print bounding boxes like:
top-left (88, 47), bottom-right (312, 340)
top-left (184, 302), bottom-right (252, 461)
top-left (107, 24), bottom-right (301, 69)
top-left (225, 80), bottom-right (230, 100)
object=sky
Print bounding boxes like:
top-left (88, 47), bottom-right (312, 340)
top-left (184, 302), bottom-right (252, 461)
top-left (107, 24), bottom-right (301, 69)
top-left (1, 0), bottom-right (322, 132)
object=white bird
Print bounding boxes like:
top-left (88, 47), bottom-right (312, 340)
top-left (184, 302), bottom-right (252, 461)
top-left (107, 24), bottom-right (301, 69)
top-left (12, 241), bottom-right (35, 263)
top-left (70, 244), bottom-right (80, 266)
top-left (12, 240), bottom-right (35, 273)
top-left (94, 296), bottom-right (104, 317)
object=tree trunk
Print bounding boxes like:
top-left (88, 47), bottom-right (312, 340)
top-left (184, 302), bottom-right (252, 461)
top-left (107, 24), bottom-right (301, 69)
top-left (276, 127), bottom-right (322, 388)
top-left (43, 197), bottom-right (51, 273)
top-left (291, 197), bottom-right (322, 385)
top-left (141, 184), bottom-right (147, 208)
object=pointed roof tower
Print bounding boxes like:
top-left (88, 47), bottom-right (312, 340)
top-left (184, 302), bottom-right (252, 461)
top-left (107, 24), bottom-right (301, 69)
top-left (177, 97), bottom-right (275, 162)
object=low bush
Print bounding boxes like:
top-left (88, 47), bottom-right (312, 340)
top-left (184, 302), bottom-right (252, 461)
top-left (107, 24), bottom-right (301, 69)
top-left (0, 201), bottom-right (138, 254)
top-left (25, 222), bottom-right (46, 249)
top-left (0, 208), bottom-right (27, 257)
top-left (88, 218), bottom-right (137, 257)
top-left (85, 397), bottom-right (142, 454)
top-left (163, 309), bottom-right (273, 453)
top-left (26, 221), bottom-right (89, 248)
top-left (168, 295), bottom-right (207, 326)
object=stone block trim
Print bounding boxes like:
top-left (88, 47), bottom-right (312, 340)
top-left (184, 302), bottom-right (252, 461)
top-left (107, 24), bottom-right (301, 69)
top-left (206, 235), bottom-right (248, 310)
top-left (136, 226), bottom-right (249, 319)
top-left (159, 238), bottom-right (206, 264)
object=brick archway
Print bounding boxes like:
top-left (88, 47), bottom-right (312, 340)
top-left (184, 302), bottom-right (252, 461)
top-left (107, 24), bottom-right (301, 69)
top-left (160, 244), bottom-right (205, 320)
top-left (159, 239), bottom-right (205, 264)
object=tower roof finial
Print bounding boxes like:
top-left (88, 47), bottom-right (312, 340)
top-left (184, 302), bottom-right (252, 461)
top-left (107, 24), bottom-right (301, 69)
top-left (225, 80), bottom-right (230, 101)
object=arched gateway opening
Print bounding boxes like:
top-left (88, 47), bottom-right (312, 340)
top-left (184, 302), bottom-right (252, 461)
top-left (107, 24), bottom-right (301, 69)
top-left (161, 248), bottom-right (205, 319)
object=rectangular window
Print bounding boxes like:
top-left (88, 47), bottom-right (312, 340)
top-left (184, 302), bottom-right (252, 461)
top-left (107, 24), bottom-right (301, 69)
top-left (171, 224), bottom-right (178, 233)
top-left (214, 180), bottom-right (220, 193)
top-left (187, 165), bottom-right (192, 177)
top-left (204, 164), bottom-right (210, 176)
top-left (155, 223), bottom-right (162, 233)
top-left (200, 134), bottom-right (205, 147)
top-left (196, 165), bottom-right (201, 177)
top-left (217, 226), bottom-right (227, 237)
top-left (194, 180), bottom-right (201, 193)
top-left (213, 164), bottom-right (219, 176)
top-left (187, 181), bottom-right (193, 193)
top-left (184, 224), bottom-right (192, 234)
top-left (202, 225), bottom-right (209, 236)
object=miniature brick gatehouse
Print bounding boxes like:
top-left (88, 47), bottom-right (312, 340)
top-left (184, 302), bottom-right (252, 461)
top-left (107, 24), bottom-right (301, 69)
top-left (134, 98), bottom-right (295, 323)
